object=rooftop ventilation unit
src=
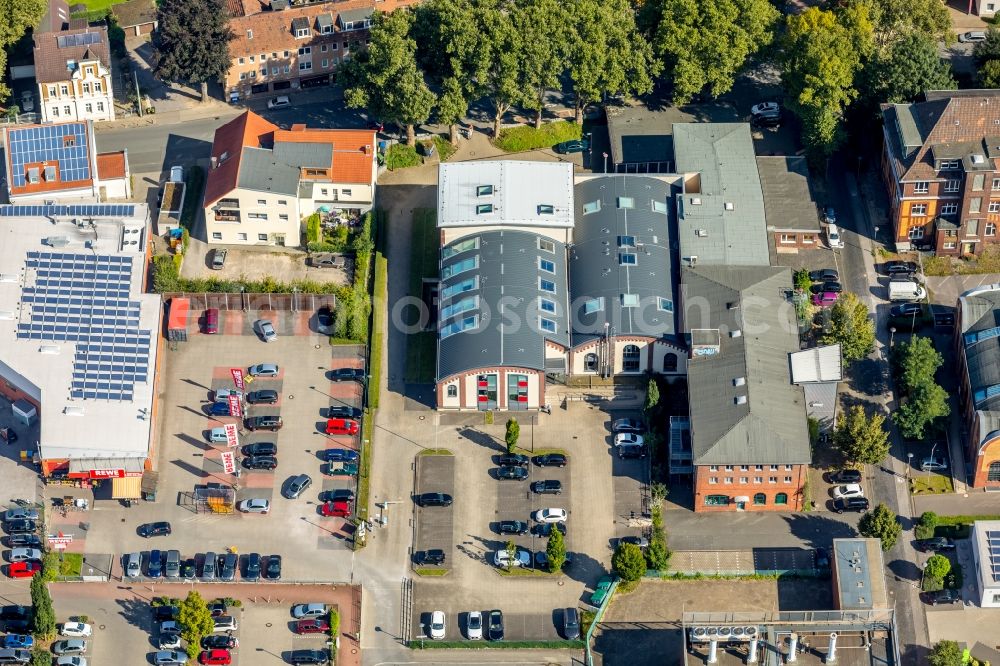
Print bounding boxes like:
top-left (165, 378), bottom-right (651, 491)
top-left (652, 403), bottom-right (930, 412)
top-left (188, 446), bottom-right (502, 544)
top-left (39, 345), bottom-right (59, 354)
top-left (730, 329), bottom-right (742, 338)
top-left (0, 273), bottom-right (18, 283)
top-left (690, 197), bottom-right (702, 205)
top-left (733, 377), bottom-right (746, 386)
top-left (734, 395), bottom-right (748, 405)
top-left (64, 406), bottom-right (84, 416)
top-left (725, 202), bottom-right (735, 211)
top-left (695, 229), bottom-right (708, 237)
top-left (0, 311), bottom-right (14, 320)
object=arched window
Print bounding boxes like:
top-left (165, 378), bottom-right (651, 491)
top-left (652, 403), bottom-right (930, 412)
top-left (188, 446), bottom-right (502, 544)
top-left (989, 461), bottom-right (1000, 482)
top-left (663, 352), bottom-right (678, 373)
top-left (446, 385), bottom-right (457, 398)
top-left (775, 492), bottom-right (788, 505)
top-left (622, 344), bottom-right (641, 372)
top-left (753, 493), bottom-right (766, 506)
top-left (585, 353), bottom-right (598, 372)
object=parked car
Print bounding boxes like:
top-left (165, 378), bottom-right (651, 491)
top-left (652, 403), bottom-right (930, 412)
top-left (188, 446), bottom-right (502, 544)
top-left (916, 537), bottom-right (955, 552)
top-left (245, 415), bottom-right (282, 431)
top-left (295, 619), bottom-right (330, 635)
top-left (199, 649), bottom-right (232, 665)
top-left (138, 522), bottom-right (171, 538)
top-left (534, 508), bottom-right (568, 523)
top-left (242, 456), bottom-right (278, 471)
top-left (317, 305), bottom-right (335, 329)
top-left (812, 291), bottom-right (839, 307)
top-left (320, 501), bottom-right (351, 517)
top-left (311, 254), bottom-right (345, 269)
top-left (417, 493), bottom-right (453, 507)
top-left (328, 405), bottom-right (362, 419)
top-left (822, 206), bottom-right (837, 224)
top-left (619, 535), bottom-right (649, 548)
top-left (493, 549), bottom-right (531, 568)
top-left (618, 444), bottom-right (647, 459)
top-left (497, 520), bottom-right (529, 536)
top-left (247, 363), bottom-right (279, 377)
top-left (265, 554), bottom-right (281, 580)
top-left (562, 608), bottom-right (581, 640)
top-left (325, 418), bottom-right (359, 436)
top-left (428, 610), bottom-right (446, 639)
top-left (319, 448), bottom-right (359, 463)
top-left (291, 603), bottom-right (329, 619)
top-left (158, 633), bottom-right (181, 650)
top-left (253, 319), bottom-right (277, 343)
top-left (324, 489), bottom-right (355, 503)
top-left (202, 553), bottom-right (217, 580)
top-left (123, 552), bottom-right (141, 578)
top-left (287, 650), bottom-right (328, 664)
top-left (921, 456), bottom-right (948, 471)
top-left (154, 650), bottom-right (187, 665)
top-left (243, 553), bottom-right (261, 581)
top-left (52, 640), bottom-right (86, 655)
top-left (825, 223), bottom-right (844, 249)
top-left (207, 401), bottom-right (231, 417)
top-left (238, 498), bottom-right (270, 514)
top-left (750, 101), bottom-right (779, 117)
top-left (246, 390), bottom-right (278, 405)
top-left (415, 549), bottom-right (446, 565)
top-left (181, 559), bottom-right (197, 579)
top-left (809, 269), bottom-right (839, 283)
top-left (532, 521), bottom-right (567, 537)
top-left (267, 95), bottom-right (291, 109)
top-left (284, 474), bottom-right (313, 499)
top-left (201, 636), bottom-right (238, 650)
top-left (2, 521), bottom-right (35, 535)
top-left (832, 484), bottom-right (865, 500)
top-left (553, 139), bottom-right (589, 154)
top-left (533, 453), bottom-right (567, 467)
top-left (213, 615), bottom-right (237, 632)
top-left (531, 480), bottom-right (562, 495)
top-left (211, 249), bottom-right (227, 271)
top-left (487, 610), bottom-right (504, 641)
top-left (7, 549), bottom-right (40, 564)
top-left (611, 418), bottom-right (643, 434)
top-left (811, 281), bottom-right (842, 293)
top-left (203, 308), bottom-right (219, 334)
top-left (751, 114), bottom-right (781, 129)
top-left (218, 554), bottom-right (237, 582)
top-left (54, 657), bottom-right (85, 666)
top-left (497, 466), bottom-right (528, 481)
top-left (614, 433), bottom-right (644, 447)
top-left (1, 636), bottom-right (30, 650)
top-left (4, 535), bottom-right (40, 549)
top-left (147, 550), bottom-right (164, 577)
top-left (884, 260), bottom-right (918, 277)
top-left (466, 611), bottom-right (483, 640)
top-left (241, 442), bottom-right (277, 457)
top-left (829, 469), bottom-right (862, 484)
top-left (6, 562), bottom-right (41, 579)
top-left (154, 607), bottom-right (179, 623)
top-left (330, 368), bottom-right (365, 382)
top-left (213, 387), bottom-right (240, 403)
top-left (924, 588), bottom-right (962, 605)
top-left (164, 550), bottom-right (180, 578)
top-left (833, 497), bottom-right (869, 513)
top-left (0, 607), bottom-right (29, 621)
top-left (890, 303), bottom-right (922, 318)
top-left (959, 30), bottom-right (987, 42)
top-left (497, 453), bottom-right (529, 467)
top-left (2, 509), bottom-right (38, 522)
top-left (0, 649), bottom-right (30, 665)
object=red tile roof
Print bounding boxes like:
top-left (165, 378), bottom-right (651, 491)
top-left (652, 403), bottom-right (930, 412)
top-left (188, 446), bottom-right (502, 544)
top-left (203, 111), bottom-right (280, 207)
top-left (96, 151), bottom-right (127, 180)
top-left (273, 126), bottom-right (375, 184)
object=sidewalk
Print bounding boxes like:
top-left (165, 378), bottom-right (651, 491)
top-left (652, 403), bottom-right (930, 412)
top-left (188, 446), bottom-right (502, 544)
top-left (914, 492), bottom-right (1000, 515)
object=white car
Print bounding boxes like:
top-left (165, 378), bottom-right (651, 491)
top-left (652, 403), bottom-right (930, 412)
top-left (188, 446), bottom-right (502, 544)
top-left (750, 101), bottom-right (780, 117)
top-left (238, 498), bottom-right (270, 514)
top-left (429, 610), bottom-right (446, 640)
top-left (826, 223), bottom-right (844, 249)
top-left (493, 549), bottom-right (531, 568)
top-left (268, 95), bottom-right (291, 109)
top-left (534, 508), bottom-right (568, 523)
top-left (9, 547), bottom-right (42, 562)
top-left (157, 633), bottom-right (181, 650)
top-left (466, 611), bottom-right (483, 640)
top-left (55, 658), bottom-right (87, 666)
top-left (247, 363), bottom-right (279, 377)
top-left (214, 388), bottom-right (243, 401)
top-left (291, 603), bottom-right (328, 619)
top-left (254, 319), bottom-right (277, 342)
top-left (832, 484), bottom-right (864, 500)
top-left (614, 433), bottom-right (644, 447)
top-left (60, 622), bottom-right (93, 637)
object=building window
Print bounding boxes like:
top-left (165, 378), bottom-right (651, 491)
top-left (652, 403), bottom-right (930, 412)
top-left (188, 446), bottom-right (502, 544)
top-left (52, 107), bottom-right (60, 117)
top-left (446, 385), bottom-right (457, 398)
top-left (60, 85), bottom-right (69, 95)
top-left (257, 199), bottom-right (266, 205)
top-left (708, 477), bottom-right (717, 485)
top-left (442, 256), bottom-right (479, 279)
top-left (988, 461), bottom-right (1000, 482)
top-left (619, 253), bottom-right (637, 265)
top-left (537, 204), bottom-right (554, 215)
top-left (440, 296), bottom-right (478, 320)
top-left (975, 174), bottom-right (986, 191)
top-left (298, 47), bottom-right (311, 56)
top-left (775, 493), bottom-right (788, 505)
top-left (322, 59), bottom-right (329, 68)
top-left (279, 214), bottom-right (288, 221)
top-left (740, 465), bottom-right (749, 472)
top-left (582, 200), bottom-right (601, 215)
top-left (994, 178), bottom-right (1000, 190)
top-left (585, 353), bottom-right (598, 372)
top-left (725, 465), bottom-right (734, 471)
top-left (97, 102), bottom-right (104, 112)
top-left (539, 317), bottom-right (557, 333)
top-left (477, 184), bottom-right (493, 196)
top-left (260, 53), bottom-right (266, 60)
top-left (780, 233), bottom-right (796, 243)
top-left (755, 465), bottom-right (763, 471)
top-left (704, 495), bottom-right (729, 506)
top-left (939, 160), bottom-right (960, 170)
top-left (652, 200), bottom-right (668, 214)
top-left (739, 477), bottom-right (748, 484)
top-left (94, 82), bottom-right (101, 92)
top-left (753, 476), bottom-right (763, 483)
top-left (236, 233), bottom-right (247, 241)
top-left (945, 179), bottom-right (961, 193)
top-left (238, 57), bottom-right (245, 65)
top-left (990, 201), bottom-right (1000, 213)
top-left (249, 55), bottom-right (255, 63)
top-left (82, 83), bottom-right (90, 94)
top-left (258, 234), bottom-right (268, 241)
top-left (911, 203), bottom-right (927, 216)
top-left (988, 223), bottom-right (997, 237)
top-left (440, 315), bottom-right (478, 339)
top-left (48, 86), bottom-right (55, 96)
top-left (272, 67), bottom-right (279, 75)
top-left (769, 476), bottom-right (777, 483)
top-left (539, 258), bottom-right (556, 273)
top-left (618, 235), bottom-right (635, 247)
top-left (538, 238), bottom-right (555, 253)
top-left (539, 298), bottom-right (556, 314)
top-left (299, 61), bottom-right (313, 71)
top-left (342, 189), bottom-right (352, 196)
top-left (663, 353), bottom-right (677, 372)
top-left (442, 237), bottom-right (479, 259)
top-left (212, 232), bottom-right (222, 240)
top-left (622, 344), bottom-right (641, 372)
top-left (784, 476), bottom-right (793, 483)
top-left (476, 203), bottom-right (493, 214)
top-left (85, 103), bottom-right (92, 113)
top-left (769, 465), bottom-right (778, 471)
top-left (971, 197), bottom-right (983, 214)
top-left (64, 106), bottom-right (70, 114)
top-left (941, 203), bottom-right (958, 215)
top-left (296, 28), bottom-right (310, 38)
top-left (908, 226), bottom-right (924, 239)
top-left (753, 493), bottom-right (766, 506)
top-left (539, 278), bottom-right (556, 293)
top-left (617, 196), bottom-right (634, 209)
top-left (723, 477), bottom-right (733, 484)
top-left (283, 65), bottom-right (291, 74)
top-left (913, 181), bottom-right (929, 194)
top-left (248, 213), bottom-right (268, 220)
top-left (943, 241), bottom-right (957, 250)
top-left (709, 465), bottom-right (719, 472)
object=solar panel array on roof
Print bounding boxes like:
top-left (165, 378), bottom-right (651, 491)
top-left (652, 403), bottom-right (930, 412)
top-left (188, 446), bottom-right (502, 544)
top-left (988, 530), bottom-right (1000, 582)
top-left (0, 204), bottom-right (135, 218)
top-left (56, 32), bottom-right (102, 48)
top-left (7, 123), bottom-right (90, 188)
top-left (17, 251), bottom-right (150, 402)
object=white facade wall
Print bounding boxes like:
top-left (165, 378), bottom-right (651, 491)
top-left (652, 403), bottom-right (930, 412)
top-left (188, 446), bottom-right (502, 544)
top-left (299, 181), bottom-right (375, 216)
top-left (441, 225), bottom-right (572, 247)
top-left (204, 189), bottom-right (302, 246)
top-left (38, 63), bottom-right (115, 123)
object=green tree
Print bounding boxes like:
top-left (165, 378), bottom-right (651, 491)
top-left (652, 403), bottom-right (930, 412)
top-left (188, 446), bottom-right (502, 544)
top-left (177, 590), bottom-right (214, 657)
top-left (858, 503), bottom-right (902, 551)
top-left (505, 418), bottom-right (520, 453)
top-left (895, 381), bottom-right (950, 440)
top-left (896, 336), bottom-right (942, 393)
top-left (612, 542), bottom-right (646, 581)
top-left (41, 551), bottom-right (60, 583)
top-left (924, 554), bottom-right (952, 581)
top-left (857, 0), bottom-right (952, 51)
top-left (647, 0), bottom-right (779, 105)
top-left (973, 25), bottom-right (1000, 68)
top-left (781, 6), bottom-right (872, 160)
top-left (504, 539), bottom-right (518, 571)
top-left (865, 33), bottom-right (955, 105)
top-left (927, 640), bottom-right (963, 666)
top-left (436, 76), bottom-right (470, 145)
top-left (0, 0), bottom-right (46, 103)
top-left (546, 526), bottom-right (567, 572)
top-left (154, 0), bottom-right (234, 102)
top-left (982, 59), bottom-right (1000, 89)
top-left (915, 511), bottom-right (939, 540)
top-left (29, 646), bottom-right (50, 666)
top-left (342, 10), bottom-right (435, 146)
top-left (646, 505), bottom-right (671, 571)
top-left (834, 405), bottom-right (890, 465)
top-left (514, 0), bottom-right (571, 128)
top-left (643, 379), bottom-right (660, 416)
top-left (822, 292), bottom-right (876, 362)
top-left (30, 574), bottom-right (55, 638)
top-left (566, 0), bottom-right (659, 123)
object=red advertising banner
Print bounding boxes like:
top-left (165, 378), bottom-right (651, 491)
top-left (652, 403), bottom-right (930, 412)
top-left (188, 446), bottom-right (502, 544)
top-left (224, 423), bottom-right (239, 448)
top-left (227, 394), bottom-right (242, 418)
top-left (231, 368), bottom-right (245, 391)
top-left (89, 468), bottom-right (124, 479)
top-left (220, 451), bottom-right (236, 474)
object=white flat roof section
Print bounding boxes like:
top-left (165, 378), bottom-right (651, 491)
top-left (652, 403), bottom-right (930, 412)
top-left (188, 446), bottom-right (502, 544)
top-left (973, 520), bottom-right (1000, 598)
top-left (790, 344), bottom-right (843, 384)
top-left (437, 161), bottom-right (575, 229)
top-left (0, 205), bottom-right (159, 461)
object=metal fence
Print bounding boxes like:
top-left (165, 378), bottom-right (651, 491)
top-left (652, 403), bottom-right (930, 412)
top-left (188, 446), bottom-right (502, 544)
top-left (163, 292), bottom-right (336, 312)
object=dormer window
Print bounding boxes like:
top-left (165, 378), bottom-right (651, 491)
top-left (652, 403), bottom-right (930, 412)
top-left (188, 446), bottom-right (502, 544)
top-left (476, 184), bottom-right (493, 197)
top-left (296, 28), bottom-right (310, 38)
top-left (939, 159), bottom-right (960, 170)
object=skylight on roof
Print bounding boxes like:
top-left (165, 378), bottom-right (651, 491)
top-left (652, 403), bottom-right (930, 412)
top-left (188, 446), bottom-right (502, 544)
top-left (584, 297), bottom-right (604, 314)
top-left (583, 200), bottom-right (601, 215)
top-left (617, 197), bottom-right (634, 209)
top-left (619, 253), bottom-right (637, 266)
top-left (477, 184), bottom-right (494, 197)
top-left (622, 294), bottom-right (639, 307)
top-left (476, 203), bottom-right (494, 214)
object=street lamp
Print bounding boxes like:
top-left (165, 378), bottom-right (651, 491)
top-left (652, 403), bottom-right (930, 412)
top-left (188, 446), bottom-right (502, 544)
top-left (889, 326), bottom-right (896, 348)
top-left (926, 442), bottom-right (938, 481)
top-left (603, 152), bottom-right (609, 174)
top-left (907, 453), bottom-right (914, 484)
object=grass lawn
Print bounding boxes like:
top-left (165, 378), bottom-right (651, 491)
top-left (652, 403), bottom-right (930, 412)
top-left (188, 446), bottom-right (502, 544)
top-left (385, 144), bottom-right (421, 170)
top-left (910, 474), bottom-right (954, 494)
top-left (431, 135), bottom-right (457, 162)
top-left (59, 553), bottom-right (84, 577)
top-left (71, 0), bottom-right (121, 17)
top-left (404, 209), bottom-right (438, 383)
top-left (497, 567), bottom-right (560, 577)
top-left (494, 121), bottom-right (582, 152)
top-left (413, 567), bottom-right (449, 577)
top-left (418, 448), bottom-right (453, 456)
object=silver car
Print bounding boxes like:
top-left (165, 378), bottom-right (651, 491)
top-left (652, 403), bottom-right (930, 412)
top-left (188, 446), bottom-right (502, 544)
top-left (51, 640), bottom-right (86, 655)
top-left (2, 508), bottom-right (38, 522)
top-left (153, 650), bottom-right (186, 665)
top-left (124, 552), bottom-right (141, 578)
top-left (291, 603), bottom-right (328, 619)
top-left (55, 658), bottom-right (87, 666)
top-left (164, 550), bottom-right (180, 578)
top-left (247, 363), bottom-right (279, 377)
top-left (8, 548), bottom-right (41, 562)
top-left (254, 319), bottom-right (277, 342)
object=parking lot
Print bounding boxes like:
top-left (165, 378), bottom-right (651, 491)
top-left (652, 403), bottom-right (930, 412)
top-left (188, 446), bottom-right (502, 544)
top-left (67, 305), bottom-right (365, 583)
top-left (49, 582), bottom-right (360, 666)
top-left (412, 453), bottom-right (456, 571)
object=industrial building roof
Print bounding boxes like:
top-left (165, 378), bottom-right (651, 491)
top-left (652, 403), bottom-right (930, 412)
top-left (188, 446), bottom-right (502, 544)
top-left (958, 284), bottom-right (1000, 411)
top-left (756, 156), bottom-right (820, 232)
top-left (673, 123), bottom-right (769, 267)
top-left (833, 538), bottom-right (888, 610)
top-left (436, 229), bottom-right (570, 380)
top-left (437, 161), bottom-right (575, 229)
top-left (569, 175), bottom-right (679, 346)
top-left (972, 521), bottom-right (1000, 589)
top-left (683, 265), bottom-right (810, 466)
top-left (0, 205), bottom-right (159, 460)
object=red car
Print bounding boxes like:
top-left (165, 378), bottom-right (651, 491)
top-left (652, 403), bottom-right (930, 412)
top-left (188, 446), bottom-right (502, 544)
top-left (320, 500), bottom-right (351, 517)
top-left (295, 618), bottom-right (331, 634)
top-left (199, 649), bottom-right (232, 665)
top-left (7, 561), bottom-right (42, 578)
top-left (325, 418), bottom-right (359, 436)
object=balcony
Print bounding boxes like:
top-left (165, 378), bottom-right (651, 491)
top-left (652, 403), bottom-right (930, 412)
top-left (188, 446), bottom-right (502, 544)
top-left (214, 210), bottom-right (241, 223)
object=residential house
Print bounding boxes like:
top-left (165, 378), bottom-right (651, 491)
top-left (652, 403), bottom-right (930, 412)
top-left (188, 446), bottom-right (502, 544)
top-left (955, 283), bottom-right (1000, 488)
top-left (224, 0), bottom-right (419, 102)
top-left (3, 121), bottom-right (131, 202)
top-left (202, 110), bottom-right (377, 246)
top-left (881, 90), bottom-right (1000, 255)
top-left (757, 155), bottom-right (821, 254)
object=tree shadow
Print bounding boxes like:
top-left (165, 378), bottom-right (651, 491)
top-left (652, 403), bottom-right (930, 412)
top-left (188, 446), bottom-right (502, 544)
top-left (887, 557), bottom-right (922, 582)
top-left (562, 550), bottom-right (606, 588)
top-left (169, 458), bottom-right (207, 478)
top-left (114, 595), bottom-right (152, 632)
top-left (457, 427), bottom-right (502, 452)
top-left (782, 513), bottom-right (858, 549)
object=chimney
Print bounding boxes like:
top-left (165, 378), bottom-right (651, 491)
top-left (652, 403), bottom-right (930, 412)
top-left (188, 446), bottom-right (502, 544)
top-left (747, 639), bottom-right (759, 664)
top-left (787, 633), bottom-right (798, 662)
top-left (707, 639), bottom-right (718, 664)
top-left (211, 156), bottom-right (218, 170)
top-left (826, 633), bottom-right (837, 663)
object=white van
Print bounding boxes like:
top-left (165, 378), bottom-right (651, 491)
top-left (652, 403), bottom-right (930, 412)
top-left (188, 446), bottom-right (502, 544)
top-left (888, 279), bottom-right (927, 302)
top-left (207, 427), bottom-right (228, 443)
top-left (826, 224), bottom-right (844, 249)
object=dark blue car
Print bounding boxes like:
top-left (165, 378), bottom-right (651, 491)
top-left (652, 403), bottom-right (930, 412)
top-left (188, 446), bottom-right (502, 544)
top-left (147, 550), bottom-right (164, 578)
top-left (320, 448), bottom-right (359, 462)
top-left (208, 402), bottom-right (231, 416)
top-left (2, 634), bottom-right (32, 649)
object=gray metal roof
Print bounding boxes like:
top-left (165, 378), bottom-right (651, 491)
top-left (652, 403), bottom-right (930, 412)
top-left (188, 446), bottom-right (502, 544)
top-left (237, 147), bottom-right (299, 196)
top-left (316, 13), bottom-right (333, 29)
top-left (683, 265), bottom-right (810, 466)
top-left (338, 7), bottom-right (373, 24)
top-left (436, 229), bottom-right (570, 380)
top-left (959, 284), bottom-right (1000, 411)
top-left (569, 175), bottom-right (677, 346)
top-left (274, 141), bottom-right (332, 169)
top-left (673, 123), bottom-right (769, 266)
top-left (756, 156), bottom-right (820, 232)
top-left (832, 538), bottom-right (887, 610)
